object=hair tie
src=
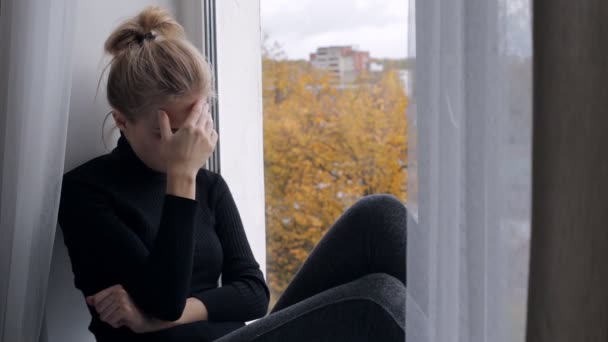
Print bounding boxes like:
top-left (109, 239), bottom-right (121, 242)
top-left (136, 32), bottom-right (156, 44)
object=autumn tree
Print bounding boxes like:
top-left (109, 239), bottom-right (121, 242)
top-left (263, 40), bottom-right (408, 307)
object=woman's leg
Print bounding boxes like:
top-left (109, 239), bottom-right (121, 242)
top-left (214, 273), bottom-right (405, 342)
top-left (272, 194), bottom-right (407, 313)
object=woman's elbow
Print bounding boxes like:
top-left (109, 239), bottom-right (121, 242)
top-left (249, 285), bottom-right (270, 319)
top-left (148, 297), bottom-right (187, 322)
top-left (251, 305), bottom-right (269, 320)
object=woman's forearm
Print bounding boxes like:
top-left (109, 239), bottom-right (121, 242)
top-left (147, 297), bottom-right (209, 331)
top-left (178, 297), bottom-right (209, 323)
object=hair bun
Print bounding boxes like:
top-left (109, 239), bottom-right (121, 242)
top-left (135, 32), bottom-right (157, 44)
top-left (104, 6), bottom-right (185, 56)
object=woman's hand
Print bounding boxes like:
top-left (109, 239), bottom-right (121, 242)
top-left (158, 99), bottom-right (218, 178)
top-left (86, 284), bottom-right (159, 333)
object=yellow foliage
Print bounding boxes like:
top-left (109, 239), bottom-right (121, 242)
top-left (262, 42), bottom-right (408, 307)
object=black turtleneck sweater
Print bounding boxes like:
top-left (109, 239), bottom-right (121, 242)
top-left (58, 134), bottom-right (269, 342)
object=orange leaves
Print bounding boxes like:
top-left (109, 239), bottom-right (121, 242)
top-left (262, 48), bottom-right (409, 307)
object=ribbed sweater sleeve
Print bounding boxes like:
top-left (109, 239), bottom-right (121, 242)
top-left (58, 176), bottom-right (198, 321)
top-left (192, 175), bottom-right (270, 322)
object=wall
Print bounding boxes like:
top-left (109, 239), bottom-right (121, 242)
top-left (215, 0), bottom-right (267, 276)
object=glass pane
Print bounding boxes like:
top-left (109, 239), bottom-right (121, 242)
top-left (261, 0), bottom-right (409, 308)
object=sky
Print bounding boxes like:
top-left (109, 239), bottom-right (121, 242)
top-left (261, 0), bottom-right (409, 60)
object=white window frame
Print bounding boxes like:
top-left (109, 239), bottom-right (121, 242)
top-left (181, 0), bottom-right (267, 276)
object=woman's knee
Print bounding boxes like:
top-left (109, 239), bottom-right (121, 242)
top-left (345, 194), bottom-right (407, 235)
top-left (329, 273), bottom-right (405, 303)
top-left (352, 194), bottom-right (407, 218)
top-left (301, 273), bottom-right (405, 324)
top-left (351, 273), bottom-right (405, 296)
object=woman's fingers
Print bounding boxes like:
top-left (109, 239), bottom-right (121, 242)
top-left (85, 284), bottom-right (135, 330)
top-left (99, 300), bottom-right (119, 322)
top-left (199, 112), bottom-right (213, 136)
top-left (212, 130), bottom-right (218, 144)
top-left (96, 293), bottom-right (116, 317)
top-left (196, 103), bottom-right (210, 127)
top-left (157, 110), bottom-right (172, 140)
top-left (87, 284), bottom-right (118, 307)
top-left (199, 104), bottom-right (214, 135)
top-left (105, 307), bottom-right (125, 328)
top-left (159, 99), bottom-right (217, 175)
top-left (204, 116), bottom-right (214, 133)
top-left (183, 98), bottom-right (205, 127)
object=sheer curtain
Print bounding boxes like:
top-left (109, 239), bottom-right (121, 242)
top-left (406, 0), bottom-right (532, 341)
top-left (0, 0), bottom-right (76, 341)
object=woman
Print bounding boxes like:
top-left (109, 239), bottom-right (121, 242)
top-left (58, 6), bottom-right (407, 342)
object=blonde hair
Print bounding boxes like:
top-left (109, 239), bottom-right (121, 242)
top-left (103, 6), bottom-right (213, 122)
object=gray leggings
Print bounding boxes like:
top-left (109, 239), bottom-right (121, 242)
top-left (216, 194), bottom-right (407, 342)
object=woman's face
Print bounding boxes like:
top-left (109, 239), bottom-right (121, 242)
top-left (113, 91), bottom-right (207, 173)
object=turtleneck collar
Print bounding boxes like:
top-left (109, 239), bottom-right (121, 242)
top-left (112, 131), bottom-right (166, 180)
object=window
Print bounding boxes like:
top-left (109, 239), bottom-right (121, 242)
top-left (261, 0), bottom-right (408, 309)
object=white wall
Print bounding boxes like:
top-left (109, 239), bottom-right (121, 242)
top-left (215, 0), bottom-right (267, 276)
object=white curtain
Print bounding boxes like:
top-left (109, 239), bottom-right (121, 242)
top-left (0, 0), bottom-right (76, 341)
top-left (406, 0), bottom-right (532, 341)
